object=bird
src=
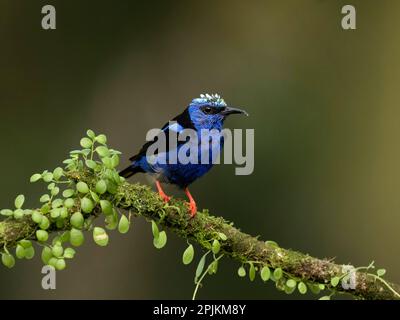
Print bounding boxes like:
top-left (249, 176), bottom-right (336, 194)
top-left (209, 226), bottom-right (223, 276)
top-left (119, 93), bottom-right (248, 217)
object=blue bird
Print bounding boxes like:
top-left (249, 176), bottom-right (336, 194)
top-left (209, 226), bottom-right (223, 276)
top-left (119, 94), bottom-right (248, 217)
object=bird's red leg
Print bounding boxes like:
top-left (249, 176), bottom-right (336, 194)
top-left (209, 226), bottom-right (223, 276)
top-left (184, 187), bottom-right (197, 218)
top-left (156, 180), bottom-right (171, 203)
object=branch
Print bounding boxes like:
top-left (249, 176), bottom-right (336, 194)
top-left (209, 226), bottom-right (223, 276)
top-left (1, 169), bottom-right (399, 300)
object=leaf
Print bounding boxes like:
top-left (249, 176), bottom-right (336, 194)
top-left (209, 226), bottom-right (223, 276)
top-left (111, 154), bottom-right (120, 168)
top-left (70, 212), bottom-right (84, 229)
top-left (1, 254), bottom-right (15, 268)
top-left (41, 247), bottom-right (52, 264)
top-left (95, 134), bottom-right (107, 145)
top-left (105, 210), bottom-right (118, 230)
top-left (95, 180), bottom-right (107, 194)
top-left (273, 268), bottom-right (283, 280)
top-left (249, 262), bottom-right (256, 281)
top-left (195, 253), bottom-right (208, 283)
top-left (51, 198), bottom-right (63, 208)
top-left (39, 216), bottom-right (50, 230)
top-left (15, 245), bottom-right (25, 259)
top-left (40, 194), bottom-right (50, 203)
top-left (63, 248), bottom-right (76, 259)
top-left (319, 296), bottom-right (331, 300)
top-left (93, 227), bottom-right (109, 246)
top-left (102, 157), bottom-right (113, 169)
top-left (53, 167), bottom-right (64, 180)
top-left (96, 146), bottom-right (110, 158)
top-left (51, 244), bottom-right (63, 258)
top-left (62, 189), bottom-right (75, 198)
top-left (153, 231), bottom-right (167, 249)
top-left (13, 209), bottom-right (24, 219)
top-left (211, 239), bottom-right (220, 254)
top-left (80, 137), bottom-right (92, 148)
top-left (331, 276), bottom-right (340, 287)
top-left (24, 246), bottom-right (35, 259)
top-left (265, 240), bottom-right (279, 248)
top-left (100, 200), bottom-right (113, 215)
top-left (260, 266), bottom-right (271, 281)
top-left (151, 220), bottom-right (159, 239)
top-left (298, 281), bottom-right (307, 294)
top-left (308, 283), bottom-right (321, 295)
top-left (64, 198), bottom-right (75, 208)
top-left (0, 209), bottom-right (13, 217)
top-left (76, 182), bottom-right (89, 194)
top-left (90, 191), bottom-right (99, 203)
top-left (14, 194), bottom-right (25, 209)
top-left (31, 211), bottom-right (43, 224)
top-left (377, 269), bottom-right (386, 277)
top-left (55, 259), bottom-right (66, 271)
top-left (86, 129), bottom-right (96, 139)
top-left (30, 173), bottom-right (42, 183)
top-left (19, 239), bottom-right (32, 248)
top-left (238, 266), bottom-right (246, 277)
top-left (208, 260), bottom-right (218, 275)
top-left (118, 215), bottom-right (130, 234)
top-left (218, 232), bottom-right (227, 241)
top-left (285, 285), bottom-right (296, 295)
top-left (182, 244), bottom-right (194, 265)
top-left (85, 159), bottom-right (97, 170)
top-left (70, 228), bottom-right (84, 247)
top-left (42, 172), bottom-right (53, 182)
top-left (81, 197), bottom-right (94, 213)
top-left (51, 187), bottom-right (60, 196)
top-left (286, 279), bottom-right (297, 288)
top-left (36, 230), bottom-right (49, 242)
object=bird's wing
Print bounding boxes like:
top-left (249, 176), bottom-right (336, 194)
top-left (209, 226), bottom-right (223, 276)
top-left (129, 120), bottom-right (187, 162)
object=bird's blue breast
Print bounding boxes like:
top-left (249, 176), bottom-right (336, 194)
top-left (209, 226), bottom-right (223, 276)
top-left (135, 130), bottom-right (224, 188)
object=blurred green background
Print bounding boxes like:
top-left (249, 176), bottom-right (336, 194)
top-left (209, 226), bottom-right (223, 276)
top-left (1, 0), bottom-right (399, 299)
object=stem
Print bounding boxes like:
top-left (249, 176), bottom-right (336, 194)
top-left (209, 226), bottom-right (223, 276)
top-left (192, 254), bottom-right (224, 300)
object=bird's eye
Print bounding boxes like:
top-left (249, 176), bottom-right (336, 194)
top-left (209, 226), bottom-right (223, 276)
top-left (202, 106), bottom-right (213, 114)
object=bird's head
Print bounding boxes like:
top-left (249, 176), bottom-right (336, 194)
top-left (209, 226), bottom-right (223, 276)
top-left (188, 93), bottom-right (248, 130)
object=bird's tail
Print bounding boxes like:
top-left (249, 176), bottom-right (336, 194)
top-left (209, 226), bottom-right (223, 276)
top-left (119, 165), bottom-right (143, 179)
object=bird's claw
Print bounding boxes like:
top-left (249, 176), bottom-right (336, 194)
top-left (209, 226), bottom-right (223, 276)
top-left (160, 194), bottom-right (171, 203)
top-left (186, 201), bottom-right (197, 218)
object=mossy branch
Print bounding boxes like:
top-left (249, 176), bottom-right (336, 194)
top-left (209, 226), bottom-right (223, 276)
top-left (0, 168), bottom-right (399, 299)
top-left (1, 130), bottom-right (399, 299)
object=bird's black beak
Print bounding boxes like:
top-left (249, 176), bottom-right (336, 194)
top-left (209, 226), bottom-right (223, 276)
top-left (221, 106), bottom-right (249, 116)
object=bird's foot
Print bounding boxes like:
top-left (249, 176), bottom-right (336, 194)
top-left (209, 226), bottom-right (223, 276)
top-left (159, 193), bottom-right (171, 203)
top-left (186, 200), bottom-right (197, 218)
top-left (156, 180), bottom-right (171, 203)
